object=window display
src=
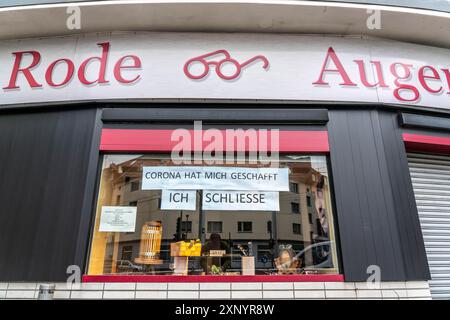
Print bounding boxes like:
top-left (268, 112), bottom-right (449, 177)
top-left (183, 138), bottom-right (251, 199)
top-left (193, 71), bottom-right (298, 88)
top-left (87, 154), bottom-right (339, 276)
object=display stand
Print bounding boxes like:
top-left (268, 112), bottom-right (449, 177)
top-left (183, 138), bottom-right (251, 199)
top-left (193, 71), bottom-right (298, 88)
top-left (173, 256), bottom-right (189, 275)
top-left (135, 221), bottom-right (164, 265)
top-left (170, 241), bottom-right (202, 275)
top-left (241, 256), bottom-right (256, 275)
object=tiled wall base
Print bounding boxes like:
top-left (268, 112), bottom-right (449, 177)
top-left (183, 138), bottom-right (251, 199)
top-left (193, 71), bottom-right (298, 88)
top-left (0, 281), bottom-right (431, 300)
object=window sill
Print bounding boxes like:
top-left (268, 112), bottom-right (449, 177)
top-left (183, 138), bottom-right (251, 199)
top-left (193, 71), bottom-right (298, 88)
top-left (82, 274), bottom-right (344, 283)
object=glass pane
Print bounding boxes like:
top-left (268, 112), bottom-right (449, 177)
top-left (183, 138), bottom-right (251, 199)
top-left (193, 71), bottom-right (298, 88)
top-left (87, 154), bottom-right (339, 276)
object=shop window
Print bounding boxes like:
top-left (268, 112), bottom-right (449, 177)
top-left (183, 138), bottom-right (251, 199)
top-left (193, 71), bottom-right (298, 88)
top-left (289, 182), bottom-right (298, 193)
top-left (237, 221), bottom-right (252, 233)
top-left (307, 195), bottom-right (312, 207)
top-left (207, 221), bottom-right (223, 234)
top-left (130, 181), bottom-right (140, 192)
top-left (291, 202), bottom-right (300, 214)
top-left (293, 223), bottom-right (302, 235)
top-left (87, 154), bottom-right (339, 276)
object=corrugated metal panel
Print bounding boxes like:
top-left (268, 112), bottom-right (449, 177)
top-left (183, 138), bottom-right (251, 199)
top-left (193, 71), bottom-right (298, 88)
top-left (0, 108), bottom-right (98, 281)
top-left (408, 153), bottom-right (450, 300)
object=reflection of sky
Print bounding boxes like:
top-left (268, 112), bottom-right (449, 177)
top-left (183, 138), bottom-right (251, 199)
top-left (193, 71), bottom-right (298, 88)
top-left (284, 155), bottom-right (328, 176)
top-left (104, 154), bottom-right (329, 175)
top-left (103, 155), bottom-right (142, 169)
top-left (0, 0), bottom-right (448, 12)
top-left (310, 156), bottom-right (328, 176)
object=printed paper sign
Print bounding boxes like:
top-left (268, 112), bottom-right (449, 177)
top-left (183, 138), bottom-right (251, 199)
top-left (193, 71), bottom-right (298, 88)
top-left (142, 166), bottom-right (289, 191)
top-left (209, 250), bottom-right (226, 257)
top-left (99, 206), bottom-right (137, 232)
top-left (202, 190), bottom-right (280, 211)
top-left (161, 189), bottom-right (197, 211)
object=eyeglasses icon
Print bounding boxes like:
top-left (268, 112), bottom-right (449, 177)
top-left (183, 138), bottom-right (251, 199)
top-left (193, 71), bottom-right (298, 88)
top-left (184, 50), bottom-right (269, 80)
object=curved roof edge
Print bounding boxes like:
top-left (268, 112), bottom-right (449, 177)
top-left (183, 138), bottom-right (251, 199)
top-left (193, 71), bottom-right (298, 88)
top-left (0, 0), bottom-right (449, 48)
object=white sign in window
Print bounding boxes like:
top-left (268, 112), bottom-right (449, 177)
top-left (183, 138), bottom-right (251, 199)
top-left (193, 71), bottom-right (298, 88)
top-left (99, 206), bottom-right (137, 232)
top-left (160, 189), bottom-right (197, 211)
top-left (142, 166), bottom-right (289, 191)
top-left (202, 190), bottom-right (280, 211)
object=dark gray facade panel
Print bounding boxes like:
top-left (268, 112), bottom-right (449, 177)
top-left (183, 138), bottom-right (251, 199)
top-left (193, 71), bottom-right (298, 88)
top-left (102, 107), bottom-right (329, 124)
top-left (74, 109), bottom-right (103, 274)
top-left (0, 108), bottom-right (98, 281)
top-left (378, 111), bottom-right (430, 280)
top-left (399, 112), bottom-right (450, 132)
top-left (328, 109), bottom-right (430, 281)
top-left (327, 111), bottom-right (371, 279)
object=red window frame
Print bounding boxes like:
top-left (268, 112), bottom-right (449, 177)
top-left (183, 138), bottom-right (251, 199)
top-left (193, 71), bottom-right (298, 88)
top-left (403, 133), bottom-right (450, 155)
top-left (83, 128), bottom-right (344, 283)
top-left (99, 129), bottom-right (330, 153)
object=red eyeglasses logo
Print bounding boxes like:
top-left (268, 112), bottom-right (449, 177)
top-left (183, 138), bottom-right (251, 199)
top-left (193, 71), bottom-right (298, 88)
top-left (184, 50), bottom-right (269, 81)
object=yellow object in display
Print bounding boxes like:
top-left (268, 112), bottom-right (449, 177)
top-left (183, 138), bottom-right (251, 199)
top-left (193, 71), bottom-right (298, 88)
top-left (171, 240), bottom-right (202, 257)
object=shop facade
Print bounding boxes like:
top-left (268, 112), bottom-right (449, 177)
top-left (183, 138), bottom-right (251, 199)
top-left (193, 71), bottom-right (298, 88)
top-left (0, 1), bottom-right (449, 300)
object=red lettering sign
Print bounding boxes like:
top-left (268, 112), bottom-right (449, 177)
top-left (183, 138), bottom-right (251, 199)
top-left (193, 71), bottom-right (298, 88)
top-left (313, 47), bottom-right (356, 86)
top-left (3, 42), bottom-right (142, 90)
top-left (1, 43), bottom-right (449, 106)
top-left (313, 46), bottom-right (450, 103)
top-left (4, 51), bottom-right (42, 89)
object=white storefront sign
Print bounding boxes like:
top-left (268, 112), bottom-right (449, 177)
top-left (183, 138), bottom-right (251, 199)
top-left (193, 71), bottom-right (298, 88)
top-left (160, 189), bottom-right (197, 211)
top-left (141, 166), bottom-right (290, 191)
top-left (202, 190), bottom-right (280, 211)
top-left (99, 206), bottom-right (137, 232)
top-left (0, 32), bottom-right (449, 110)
